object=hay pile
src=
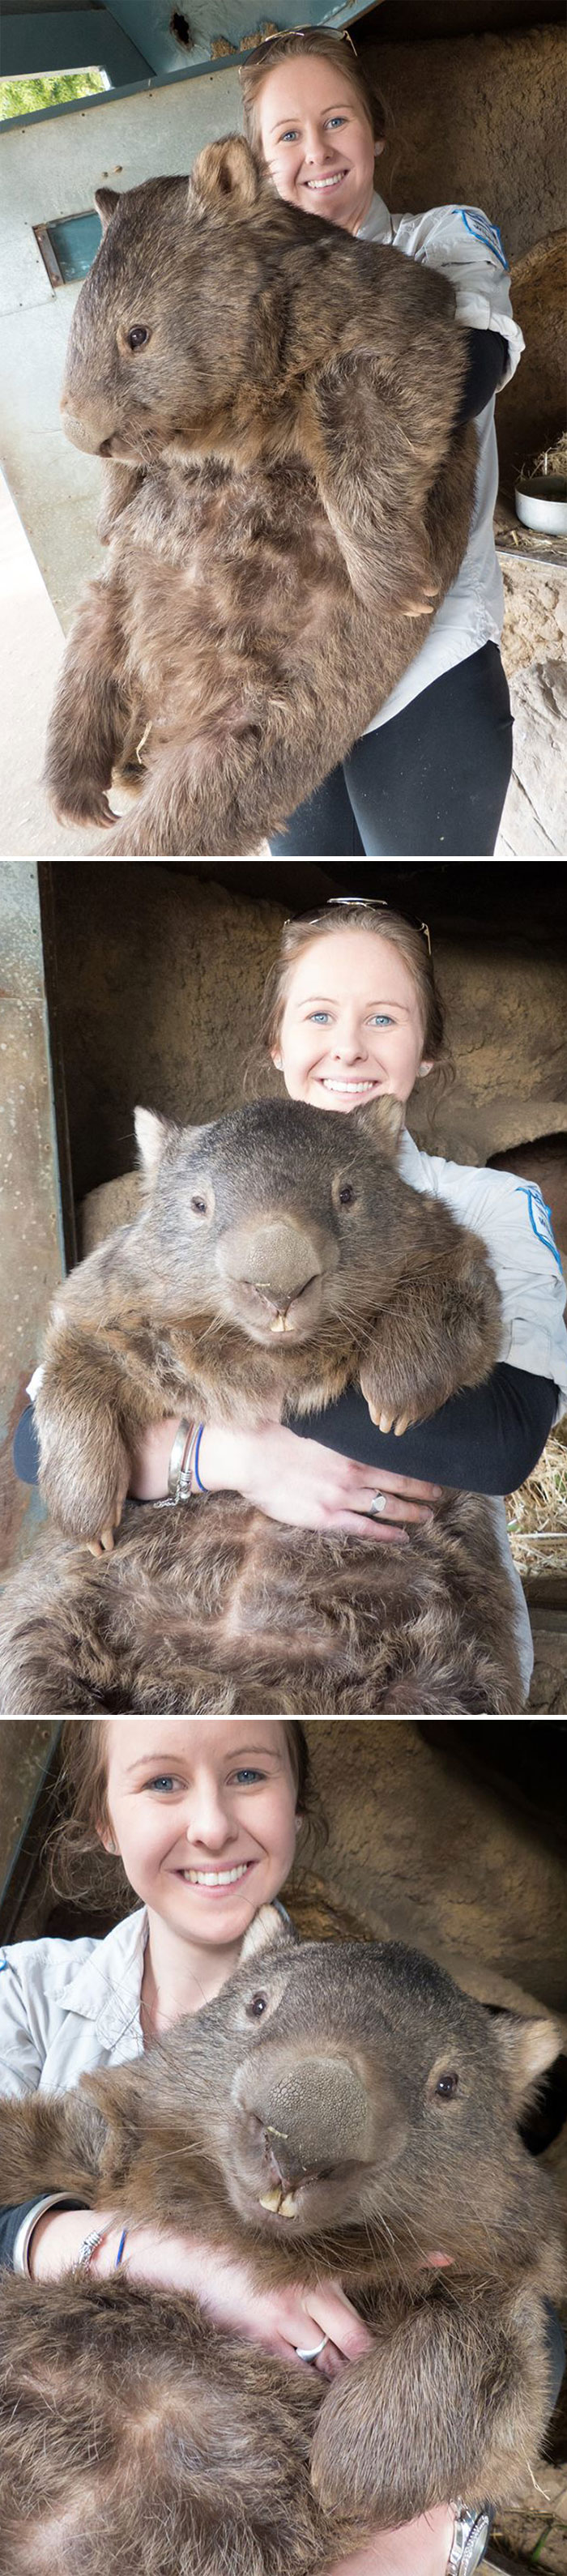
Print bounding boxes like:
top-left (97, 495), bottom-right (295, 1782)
top-left (506, 1418), bottom-right (567, 1582)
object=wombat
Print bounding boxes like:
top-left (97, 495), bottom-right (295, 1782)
top-left (0, 1918), bottom-right (563, 2576)
top-left (0, 1094), bottom-right (525, 1716)
top-left (45, 135), bottom-right (476, 857)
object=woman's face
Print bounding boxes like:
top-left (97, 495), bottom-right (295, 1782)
top-left (274, 929), bottom-right (433, 1111)
top-left (100, 1719), bottom-right (301, 1946)
top-left (256, 53), bottom-right (379, 236)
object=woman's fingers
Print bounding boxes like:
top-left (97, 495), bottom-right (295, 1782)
top-left (299, 2281), bottom-right (375, 2365)
top-left (332, 1513), bottom-right (410, 1544)
top-left (359, 1470), bottom-right (442, 1502)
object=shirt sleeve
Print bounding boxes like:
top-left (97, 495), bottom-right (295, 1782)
top-left (0, 1948), bottom-right (45, 2097)
top-left (423, 1155), bottom-right (567, 1399)
top-left (410, 204), bottom-right (524, 383)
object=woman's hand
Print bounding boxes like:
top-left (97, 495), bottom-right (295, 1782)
top-left (201, 1421), bottom-right (442, 1545)
top-left (99, 2226), bottom-right (375, 2378)
top-left (128, 1414), bottom-right (442, 1542)
top-left (326, 2508), bottom-right (455, 2576)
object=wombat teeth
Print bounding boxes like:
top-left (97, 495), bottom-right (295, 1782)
top-left (258, 2186), bottom-right (300, 2216)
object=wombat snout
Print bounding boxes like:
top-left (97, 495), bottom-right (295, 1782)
top-left (231, 2049), bottom-right (406, 2221)
top-left (217, 1216), bottom-right (330, 1341)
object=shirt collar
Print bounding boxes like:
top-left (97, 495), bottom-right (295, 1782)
top-left (356, 189), bottom-right (394, 245)
top-left (64, 1904), bottom-right (148, 2046)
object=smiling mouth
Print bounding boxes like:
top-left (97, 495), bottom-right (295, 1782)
top-left (317, 1077), bottom-right (383, 1094)
top-left (175, 1861), bottom-right (257, 1888)
top-left (303, 169), bottom-right (348, 192)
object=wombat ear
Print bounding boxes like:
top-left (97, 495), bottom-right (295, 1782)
top-left (241, 1904), bottom-right (298, 1964)
top-left (94, 186), bottom-right (120, 234)
top-left (492, 2010), bottom-right (563, 2111)
top-left (134, 1106), bottom-right (171, 1179)
top-left (190, 136), bottom-right (261, 218)
top-left (352, 1095), bottom-right (405, 1155)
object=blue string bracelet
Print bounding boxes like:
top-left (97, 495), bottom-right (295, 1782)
top-left (115, 2227), bottom-right (127, 2269)
top-left (193, 1426), bottom-right (208, 1493)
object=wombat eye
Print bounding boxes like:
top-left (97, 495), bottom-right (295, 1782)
top-left (190, 1195), bottom-right (207, 1216)
top-left (339, 1184), bottom-right (356, 1207)
top-left (127, 325), bottom-right (150, 351)
top-left (435, 2072), bottom-right (459, 2099)
top-left (246, 1993), bottom-right (268, 2019)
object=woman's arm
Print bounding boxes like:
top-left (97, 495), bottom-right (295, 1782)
top-left (456, 326), bottom-right (507, 421)
top-left (287, 1364), bottom-right (557, 1495)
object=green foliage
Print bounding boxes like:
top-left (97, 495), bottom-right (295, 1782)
top-left (0, 68), bottom-right (106, 121)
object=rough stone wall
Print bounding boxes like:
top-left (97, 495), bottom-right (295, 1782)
top-left (301, 1721), bottom-right (567, 2012)
top-left (498, 559), bottom-right (567, 859)
top-left (364, 25), bottom-right (565, 263)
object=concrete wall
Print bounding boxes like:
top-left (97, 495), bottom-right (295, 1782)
top-left (0, 864), bottom-right (69, 1579)
top-left (0, 67), bottom-right (241, 625)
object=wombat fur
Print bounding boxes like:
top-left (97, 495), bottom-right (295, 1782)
top-left (0, 1917), bottom-right (563, 2576)
top-left (45, 135), bottom-right (476, 856)
top-left (0, 1094), bottom-right (524, 1717)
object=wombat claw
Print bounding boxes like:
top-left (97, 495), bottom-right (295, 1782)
top-left (86, 1495), bottom-right (124, 1555)
top-left (366, 1401), bottom-right (416, 1435)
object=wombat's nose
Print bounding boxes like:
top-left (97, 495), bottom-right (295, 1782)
top-left (247, 2058), bottom-right (373, 2181)
top-left (220, 1220), bottom-right (320, 1303)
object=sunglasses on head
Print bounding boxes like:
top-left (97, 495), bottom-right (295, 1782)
top-left (239, 24), bottom-right (358, 72)
top-left (284, 895), bottom-right (432, 957)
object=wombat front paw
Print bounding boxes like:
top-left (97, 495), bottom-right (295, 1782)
top-left (85, 1491), bottom-right (126, 1557)
top-left (310, 2369), bottom-right (387, 2523)
top-left (50, 784), bottom-right (115, 832)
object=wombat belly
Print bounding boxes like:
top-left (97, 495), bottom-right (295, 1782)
top-left (52, 1490), bottom-right (522, 1716)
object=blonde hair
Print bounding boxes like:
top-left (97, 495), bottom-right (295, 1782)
top-left (240, 28), bottom-right (389, 164)
top-left (244, 902), bottom-right (450, 1111)
top-left (45, 1719), bottom-right (326, 1909)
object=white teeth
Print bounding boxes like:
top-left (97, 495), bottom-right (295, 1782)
top-left (258, 2186), bottom-right (299, 2217)
top-left (321, 1080), bottom-right (379, 1093)
top-left (181, 1863), bottom-right (252, 1885)
top-left (305, 173), bottom-right (347, 190)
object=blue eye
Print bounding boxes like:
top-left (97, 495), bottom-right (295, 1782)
top-left (146, 1775), bottom-right (177, 1792)
top-left (371, 1014), bottom-right (394, 1027)
top-left (232, 1768), bottom-right (265, 1785)
top-left (308, 1011), bottom-right (331, 1023)
top-left (279, 127), bottom-right (299, 143)
top-left (326, 116), bottom-right (347, 127)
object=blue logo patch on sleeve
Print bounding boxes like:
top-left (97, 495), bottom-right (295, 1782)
top-left (460, 209), bottom-right (508, 267)
top-left (514, 1183), bottom-right (563, 1269)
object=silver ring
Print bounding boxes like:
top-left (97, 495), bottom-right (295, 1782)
top-left (295, 2334), bottom-right (329, 2360)
top-left (368, 1491), bottom-right (387, 1516)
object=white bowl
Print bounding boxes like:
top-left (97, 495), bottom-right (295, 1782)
top-left (514, 476), bottom-right (567, 534)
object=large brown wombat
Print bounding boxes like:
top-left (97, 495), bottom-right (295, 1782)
top-left (0, 1094), bottom-right (525, 1715)
top-left (45, 136), bottom-right (475, 857)
top-left (0, 1918), bottom-right (564, 2576)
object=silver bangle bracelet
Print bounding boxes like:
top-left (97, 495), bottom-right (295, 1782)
top-left (167, 1415), bottom-right (195, 1503)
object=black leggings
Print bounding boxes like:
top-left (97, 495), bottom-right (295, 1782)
top-left (269, 642), bottom-right (513, 858)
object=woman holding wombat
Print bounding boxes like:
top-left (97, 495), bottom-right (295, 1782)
top-left (237, 25), bottom-right (521, 858)
top-left (1, 1716), bottom-right (564, 2576)
top-left (15, 899), bottom-right (567, 1695)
